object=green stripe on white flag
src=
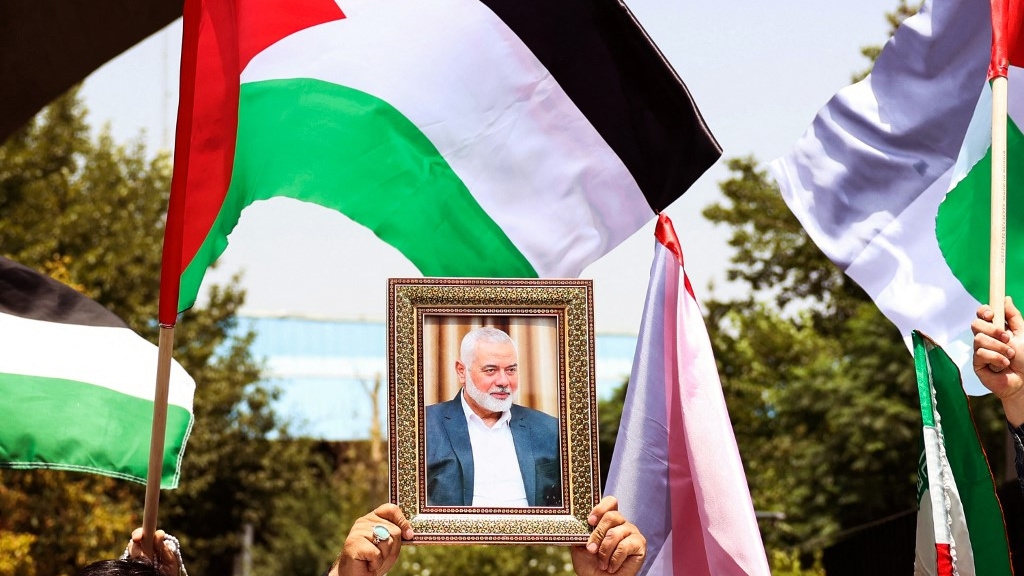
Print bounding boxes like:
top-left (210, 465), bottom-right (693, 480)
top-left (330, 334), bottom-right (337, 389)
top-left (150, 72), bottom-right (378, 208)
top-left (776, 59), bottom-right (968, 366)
top-left (0, 308), bottom-right (195, 489)
top-left (769, 0), bottom-right (1011, 396)
top-left (178, 0), bottom-right (659, 302)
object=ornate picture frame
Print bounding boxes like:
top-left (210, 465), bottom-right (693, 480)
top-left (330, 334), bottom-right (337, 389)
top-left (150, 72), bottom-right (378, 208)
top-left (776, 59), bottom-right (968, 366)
top-left (387, 277), bottom-right (600, 544)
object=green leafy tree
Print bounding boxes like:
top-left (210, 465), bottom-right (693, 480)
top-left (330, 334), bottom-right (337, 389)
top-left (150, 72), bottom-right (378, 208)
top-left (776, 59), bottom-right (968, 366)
top-left (704, 158), bottom-right (922, 552)
top-left (695, 4), bottom-right (1018, 565)
top-left (597, 379), bottom-right (627, 487)
top-left (0, 89), bottom-right (337, 575)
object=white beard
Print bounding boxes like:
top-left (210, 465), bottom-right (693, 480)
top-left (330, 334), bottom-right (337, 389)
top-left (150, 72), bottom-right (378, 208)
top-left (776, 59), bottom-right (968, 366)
top-left (464, 373), bottom-right (513, 413)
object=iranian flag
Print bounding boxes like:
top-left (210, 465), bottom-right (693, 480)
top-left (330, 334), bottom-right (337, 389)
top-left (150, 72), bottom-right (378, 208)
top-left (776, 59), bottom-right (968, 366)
top-left (160, 0), bottom-right (721, 325)
top-left (911, 331), bottom-right (1011, 576)
top-left (0, 257), bottom-right (195, 488)
top-left (770, 0), bottom-right (1024, 395)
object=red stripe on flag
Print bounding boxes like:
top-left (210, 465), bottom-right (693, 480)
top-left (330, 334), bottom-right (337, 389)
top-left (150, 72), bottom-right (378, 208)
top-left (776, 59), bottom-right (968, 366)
top-left (661, 254), bottom-right (695, 576)
top-left (935, 543), bottom-right (954, 576)
top-left (989, 0), bottom-right (1024, 78)
top-left (658, 213), bottom-right (702, 574)
top-left (160, 0), bottom-right (229, 325)
top-left (238, 0), bottom-right (344, 70)
top-left (160, 0), bottom-right (344, 324)
top-left (655, 213), bottom-right (695, 300)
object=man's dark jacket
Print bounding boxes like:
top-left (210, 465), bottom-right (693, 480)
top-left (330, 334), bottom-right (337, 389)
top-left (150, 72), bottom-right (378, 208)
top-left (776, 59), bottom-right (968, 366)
top-left (425, 393), bottom-right (562, 507)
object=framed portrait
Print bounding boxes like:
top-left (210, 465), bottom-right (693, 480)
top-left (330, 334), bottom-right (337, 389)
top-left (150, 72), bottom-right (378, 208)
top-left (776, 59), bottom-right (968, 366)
top-left (387, 277), bottom-right (600, 544)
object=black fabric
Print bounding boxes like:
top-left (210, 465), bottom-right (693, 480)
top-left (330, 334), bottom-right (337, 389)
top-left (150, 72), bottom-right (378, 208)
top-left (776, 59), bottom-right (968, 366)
top-left (0, 256), bottom-right (126, 327)
top-left (480, 0), bottom-right (721, 211)
top-left (0, 0), bottom-right (183, 144)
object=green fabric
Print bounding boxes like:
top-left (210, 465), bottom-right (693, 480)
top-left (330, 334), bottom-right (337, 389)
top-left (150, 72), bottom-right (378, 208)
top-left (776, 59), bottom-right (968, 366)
top-left (0, 373), bottom-right (192, 489)
top-left (180, 78), bottom-right (537, 310)
top-left (936, 116), bottom-right (1024, 303)
top-left (913, 331), bottom-right (1012, 575)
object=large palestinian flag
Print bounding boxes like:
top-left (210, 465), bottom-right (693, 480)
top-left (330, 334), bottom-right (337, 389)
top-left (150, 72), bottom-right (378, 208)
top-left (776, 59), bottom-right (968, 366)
top-left (160, 0), bottom-right (721, 325)
top-left (0, 257), bottom-right (195, 488)
top-left (769, 0), bottom-right (1024, 395)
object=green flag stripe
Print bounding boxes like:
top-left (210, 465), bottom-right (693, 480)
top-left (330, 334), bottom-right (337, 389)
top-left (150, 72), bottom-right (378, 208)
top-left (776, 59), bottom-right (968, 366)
top-left (914, 332), bottom-right (935, 428)
top-left (0, 373), bottom-right (193, 488)
top-left (180, 78), bottom-right (536, 306)
top-left (937, 115), bottom-right (1024, 303)
top-left (923, 338), bottom-right (1012, 574)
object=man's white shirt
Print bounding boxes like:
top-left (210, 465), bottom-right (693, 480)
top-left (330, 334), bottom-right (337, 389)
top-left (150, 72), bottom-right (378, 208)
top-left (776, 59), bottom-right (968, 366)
top-left (460, 391), bottom-right (529, 507)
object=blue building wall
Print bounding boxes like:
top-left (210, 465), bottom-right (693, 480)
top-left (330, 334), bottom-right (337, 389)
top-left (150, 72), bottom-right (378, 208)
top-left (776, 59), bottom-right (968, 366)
top-left (238, 315), bottom-right (636, 440)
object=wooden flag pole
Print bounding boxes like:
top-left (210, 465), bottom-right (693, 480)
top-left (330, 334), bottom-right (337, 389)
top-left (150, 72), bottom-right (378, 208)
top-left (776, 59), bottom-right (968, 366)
top-left (991, 75), bottom-right (1009, 328)
top-left (141, 324), bottom-right (176, 555)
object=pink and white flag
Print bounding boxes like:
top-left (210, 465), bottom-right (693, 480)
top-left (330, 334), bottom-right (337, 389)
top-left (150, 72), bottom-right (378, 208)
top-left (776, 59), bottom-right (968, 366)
top-left (605, 213), bottom-right (769, 576)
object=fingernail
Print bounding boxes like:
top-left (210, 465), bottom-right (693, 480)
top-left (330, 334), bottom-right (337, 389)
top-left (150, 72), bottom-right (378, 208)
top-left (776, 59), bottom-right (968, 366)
top-left (587, 543), bottom-right (598, 553)
top-left (588, 515), bottom-right (597, 526)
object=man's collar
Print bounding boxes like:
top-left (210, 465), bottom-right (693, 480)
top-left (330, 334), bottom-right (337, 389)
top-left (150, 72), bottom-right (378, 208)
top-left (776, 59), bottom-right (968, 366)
top-left (459, 388), bottom-right (511, 427)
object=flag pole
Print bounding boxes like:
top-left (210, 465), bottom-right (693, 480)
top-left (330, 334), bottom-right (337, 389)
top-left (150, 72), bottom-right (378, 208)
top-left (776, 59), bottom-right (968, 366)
top-left (141, 324), bottom-right (176, 555)
top-left (991, 74), bottom-right (1008, 328)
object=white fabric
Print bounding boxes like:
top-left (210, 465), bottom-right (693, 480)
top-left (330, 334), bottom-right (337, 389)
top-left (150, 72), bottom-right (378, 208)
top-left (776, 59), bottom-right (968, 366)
top-left (605, 216), bottom-right (770, 576)
top-left (0, 311), bottom-right (195, 409)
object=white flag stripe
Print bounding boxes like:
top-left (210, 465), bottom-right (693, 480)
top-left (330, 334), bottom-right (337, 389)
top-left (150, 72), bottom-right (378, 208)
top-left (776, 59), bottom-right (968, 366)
top-left (0, 312), bottom-right (195, 409)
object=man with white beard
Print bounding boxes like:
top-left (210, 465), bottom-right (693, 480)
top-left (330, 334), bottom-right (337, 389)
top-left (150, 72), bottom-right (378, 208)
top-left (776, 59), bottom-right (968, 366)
top-left (425, 327), bottom-right (561, 507)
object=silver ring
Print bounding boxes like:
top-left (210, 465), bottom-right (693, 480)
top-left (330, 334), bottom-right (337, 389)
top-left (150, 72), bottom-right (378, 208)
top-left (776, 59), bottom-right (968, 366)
top-left (372, 525), bottom-right (391, 544)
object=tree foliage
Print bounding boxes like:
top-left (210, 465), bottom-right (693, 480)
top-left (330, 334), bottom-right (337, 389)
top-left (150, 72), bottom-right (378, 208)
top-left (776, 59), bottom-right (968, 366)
top-left (0, 89), bottom-right (341, 576)
top-left (704, 154), bottom-right (1008, 558)
top-left (704, 157), bottom-right (927, 549)
top-left (695, 2), bottom-right (1020, 561)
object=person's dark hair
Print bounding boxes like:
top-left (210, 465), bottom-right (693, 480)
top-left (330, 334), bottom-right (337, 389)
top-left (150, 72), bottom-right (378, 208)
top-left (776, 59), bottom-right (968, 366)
top-left (76, 558), bottom-right (163, 576)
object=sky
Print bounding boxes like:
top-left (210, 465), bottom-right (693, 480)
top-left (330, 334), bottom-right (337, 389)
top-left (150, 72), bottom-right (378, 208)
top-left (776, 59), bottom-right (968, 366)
top-left (78, 0), bottom-right (900, 336)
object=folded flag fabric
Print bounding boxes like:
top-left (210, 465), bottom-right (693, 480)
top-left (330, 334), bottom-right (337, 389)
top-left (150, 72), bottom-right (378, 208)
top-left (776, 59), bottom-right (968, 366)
top-left (770, 0), bottom-right (1024, 395)
top-left (911, 331), bottom-right (1011, 575)
top-left (605, 214), bottom-right (770, 576)
top-left (159, 0), bottom-right (722, 324)
top-left (0, 256), bottom-right (195, 488)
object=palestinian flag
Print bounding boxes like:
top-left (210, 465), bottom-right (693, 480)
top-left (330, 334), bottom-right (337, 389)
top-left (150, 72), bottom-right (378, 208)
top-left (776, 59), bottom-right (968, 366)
top-left (911, 331), bottom-right (1011, 576)
top-left (936, 0), bottom-right (1024, 341)
top-left (0, 257), bottom-right (195, 488)
top-left (160, 0), bottom-right (721, 325)
top-left (769, 0), bottom-right (1024, 395)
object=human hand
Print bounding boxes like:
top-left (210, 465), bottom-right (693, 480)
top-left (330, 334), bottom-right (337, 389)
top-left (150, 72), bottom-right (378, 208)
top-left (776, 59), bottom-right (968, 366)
top-left (124, 528), bottom-right (183, 576)
top-left (570, 496), bottom-right (646, 576)
top-left (329, 503), bottom-right (414, 576)
top-left (973, 296), bottom-right (1024, 426)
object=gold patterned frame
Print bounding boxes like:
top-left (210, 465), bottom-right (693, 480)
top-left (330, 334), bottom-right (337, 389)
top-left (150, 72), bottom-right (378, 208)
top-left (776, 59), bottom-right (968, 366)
top-left (388, 278), bottom-right (600, 544)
